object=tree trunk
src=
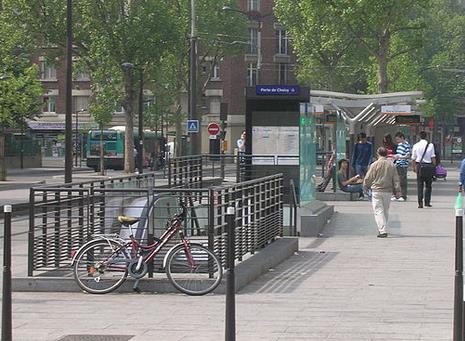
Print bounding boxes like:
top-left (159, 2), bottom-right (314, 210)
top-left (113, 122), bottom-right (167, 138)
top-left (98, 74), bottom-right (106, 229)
top-left (123, 71), bottom-right (135, 173)
top-left (174, 102), bottom-right (183, 157)
top-left (0, 133), bottom-right (6, 181)
top-left (377, 39), bottom-right (389, 94)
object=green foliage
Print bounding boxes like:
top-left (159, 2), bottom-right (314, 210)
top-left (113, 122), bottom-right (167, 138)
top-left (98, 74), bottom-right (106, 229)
top-left (275, 0), bottom-right (370, 92)
top-left (0, 1), bottom-right (43, 127)
top-left (275, 0), bottom-right (430, 93)
top-left (419, 0), bottom-right (465, 119)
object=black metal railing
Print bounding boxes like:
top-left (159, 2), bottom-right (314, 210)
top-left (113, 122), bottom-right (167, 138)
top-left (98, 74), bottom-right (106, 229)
top-left (168, 155), bottom-right (203, 188)
top-left (27, 173), bottom-right (284, 276)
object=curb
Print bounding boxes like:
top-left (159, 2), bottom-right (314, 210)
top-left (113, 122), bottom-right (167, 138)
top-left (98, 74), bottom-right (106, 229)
top-left (12, 237), bottom-right (299, 294)
top-left (0, 180), bottom-right (45, 191)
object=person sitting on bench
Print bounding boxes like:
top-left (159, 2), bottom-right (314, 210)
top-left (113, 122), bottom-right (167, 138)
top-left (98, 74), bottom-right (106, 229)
top-left (338, 159), bottom-right (364, 197)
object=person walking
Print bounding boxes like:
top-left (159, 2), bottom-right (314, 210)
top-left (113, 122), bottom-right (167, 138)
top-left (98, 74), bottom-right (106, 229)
top-left (393, 132), bottom-right (411, 201)
top-left (351, 132), bottom-right (372, 177)
top-left (411, 131), bottom-right (436, 208)
top-left (364, 147), bottom-right (401, 238)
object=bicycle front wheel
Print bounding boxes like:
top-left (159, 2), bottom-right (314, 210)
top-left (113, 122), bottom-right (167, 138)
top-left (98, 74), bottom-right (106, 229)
top-left (73, 240), bottom-right (129, 294)
top-left (166, 243), bottom-right (223, 296)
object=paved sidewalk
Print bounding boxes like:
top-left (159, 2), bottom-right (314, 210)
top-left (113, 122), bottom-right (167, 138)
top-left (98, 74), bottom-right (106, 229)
top-left (1, 166), bottom-right (461, 340)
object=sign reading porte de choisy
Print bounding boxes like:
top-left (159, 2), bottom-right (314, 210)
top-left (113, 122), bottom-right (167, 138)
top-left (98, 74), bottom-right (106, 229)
top-left (256, 85), bottom-right (300, 96)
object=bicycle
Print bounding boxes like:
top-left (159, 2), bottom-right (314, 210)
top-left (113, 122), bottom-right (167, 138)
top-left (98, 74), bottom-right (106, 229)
top-left (71, 201), bottom-right (223, 295)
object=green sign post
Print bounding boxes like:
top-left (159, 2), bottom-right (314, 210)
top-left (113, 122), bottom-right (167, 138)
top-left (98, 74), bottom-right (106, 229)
top-left (335, 111), bottom-right (347, 192)
top-left (299, 103), bottom-right (317, 204)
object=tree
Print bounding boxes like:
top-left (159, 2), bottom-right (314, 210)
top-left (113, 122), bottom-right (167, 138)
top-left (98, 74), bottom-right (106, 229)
top-left (18, 0), bottom-right (179, 173)
top-left (0, 2), bottom-right (43, 180)
top-left (421, 0), bottom-right (465, 120)
top-left (144, 0), bottom-right (246, 156)
top-left (275, 0), bottom-right (430, 93)
top-left (274, 0), bottom-right (369, 92)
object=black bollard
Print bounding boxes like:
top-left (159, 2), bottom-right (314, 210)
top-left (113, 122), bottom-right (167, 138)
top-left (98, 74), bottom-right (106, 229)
top-left (225, 206), bottom-right (236, 341)
top-left (453, 189), bottom-right (463, 341)
top-left (2, 205), bottom-right (12, 341)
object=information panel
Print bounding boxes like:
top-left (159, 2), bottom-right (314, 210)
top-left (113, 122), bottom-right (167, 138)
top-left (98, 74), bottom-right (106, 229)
top-left (252, 126), bottom-right (299, 165)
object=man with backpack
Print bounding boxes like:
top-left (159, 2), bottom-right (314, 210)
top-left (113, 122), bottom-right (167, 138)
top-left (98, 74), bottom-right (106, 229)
top-left (411, 131), bottom-right (436, 208)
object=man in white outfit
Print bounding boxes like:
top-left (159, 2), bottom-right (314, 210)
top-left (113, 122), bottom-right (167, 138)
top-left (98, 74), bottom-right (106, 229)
top-left (364, 147), bottom-right (401, 238)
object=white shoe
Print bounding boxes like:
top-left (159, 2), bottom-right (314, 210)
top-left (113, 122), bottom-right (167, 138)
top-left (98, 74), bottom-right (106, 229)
top-left (397, 197), bottom-right (405, 202)
top-left (391, 197), bottom-right (397, 202)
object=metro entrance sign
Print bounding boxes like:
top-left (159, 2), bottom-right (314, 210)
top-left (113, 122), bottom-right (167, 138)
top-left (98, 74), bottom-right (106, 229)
top-left (207, 122), bottom-right (221, 135)
top-left (256, 85), bottom-right (300, 96)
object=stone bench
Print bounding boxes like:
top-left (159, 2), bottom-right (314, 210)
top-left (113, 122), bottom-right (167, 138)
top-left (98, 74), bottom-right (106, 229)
top-left (316, 191), bottom-right (358, 201)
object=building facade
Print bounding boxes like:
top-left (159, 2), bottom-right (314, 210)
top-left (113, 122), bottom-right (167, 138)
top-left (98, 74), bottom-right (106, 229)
top-left (202, 0), bottom-right (297, 153)
top-left (29, 0), bottom-right (298, 157)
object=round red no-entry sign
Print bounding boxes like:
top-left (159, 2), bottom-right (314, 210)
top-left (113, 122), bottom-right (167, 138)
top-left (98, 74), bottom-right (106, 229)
top-left (207, 122), bottom-right (221, 135)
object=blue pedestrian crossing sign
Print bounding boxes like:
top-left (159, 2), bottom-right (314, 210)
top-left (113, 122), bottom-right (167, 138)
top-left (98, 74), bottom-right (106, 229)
top-left (187, 120), bottom-right (199, 133)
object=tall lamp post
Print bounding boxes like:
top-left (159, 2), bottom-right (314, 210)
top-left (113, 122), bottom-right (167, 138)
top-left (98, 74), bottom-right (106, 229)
top-left (121, 63), bottom-right (144, 174)
top-left (189, 0), bottom-right (201, 155)
top-left (64, 0), bottom-right (73, 183)
top-left (0, 75), bottom-right (10, 181)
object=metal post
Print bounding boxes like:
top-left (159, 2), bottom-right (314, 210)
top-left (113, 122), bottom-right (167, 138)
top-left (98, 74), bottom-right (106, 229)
top-left (189, 0), bottom-right (200, 155)
top-left (138, 68), bottom-right (144, 174)
top-left (2, 205), bottom-right (12, 341)
top-left (75, 110), bottom-right (78, 167)
top-left (225, 206), bottom-right (236, 341)
top-left (454, 189), bottom-right (464, 341)
top-left (20, 120), bottom-right (24, 169)
top-left (64, 0), bottom-right (73, 183)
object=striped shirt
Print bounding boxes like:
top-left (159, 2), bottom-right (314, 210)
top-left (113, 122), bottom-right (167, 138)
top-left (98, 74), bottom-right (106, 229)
top-left (395, 142), bottom-right (411, 167)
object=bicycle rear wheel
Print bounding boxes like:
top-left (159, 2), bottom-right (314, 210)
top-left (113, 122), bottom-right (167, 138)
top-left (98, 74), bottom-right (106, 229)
top-left (166, 243), bottom-right (223, 296)
top-left (73, 240), bottom-right (129, 294)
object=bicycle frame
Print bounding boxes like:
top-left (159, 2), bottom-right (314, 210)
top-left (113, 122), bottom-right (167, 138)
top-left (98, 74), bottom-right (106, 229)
top-left (127, 215), bottom-right (193, 268)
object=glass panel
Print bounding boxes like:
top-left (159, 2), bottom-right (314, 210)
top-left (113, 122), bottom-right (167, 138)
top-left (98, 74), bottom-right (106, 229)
top-left (299, 103), bottom-right (317, 204)
top-left (335, 112), bottom-right (347, 190)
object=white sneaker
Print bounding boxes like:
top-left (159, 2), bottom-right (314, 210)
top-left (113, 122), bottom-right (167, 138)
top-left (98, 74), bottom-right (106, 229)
top-left (391, 197), bottom-right (397, 201)
top-left (397, 197), bottom-right (405, 202)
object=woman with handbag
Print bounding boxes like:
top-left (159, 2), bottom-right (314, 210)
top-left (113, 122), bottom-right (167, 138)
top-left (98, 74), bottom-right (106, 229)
top-left (411, 131), bottom-right (436, 208)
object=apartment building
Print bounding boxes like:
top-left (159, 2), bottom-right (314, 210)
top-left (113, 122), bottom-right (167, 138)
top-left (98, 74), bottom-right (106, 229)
top-left (202, 0), bottom-right (297, 153)
top-left (29, 0), bottom-right (297, 156)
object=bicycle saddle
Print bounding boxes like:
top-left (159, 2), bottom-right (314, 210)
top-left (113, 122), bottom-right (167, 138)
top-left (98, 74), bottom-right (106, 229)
top-left (118, 216), bottom-right (140, 226)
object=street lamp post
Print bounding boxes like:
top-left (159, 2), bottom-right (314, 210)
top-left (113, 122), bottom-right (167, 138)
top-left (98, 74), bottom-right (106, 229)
top-left (121, 62), bottom-right (144, 174)
top-left (189, 0), bottom-right (200, 155)
top-left (0, 75), bottom-right (10, 181)
top-left (64, 0), bottom-right (73, 183)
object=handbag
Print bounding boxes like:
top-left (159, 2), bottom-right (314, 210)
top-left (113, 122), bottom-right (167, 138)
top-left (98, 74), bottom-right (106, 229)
top-left (418, 141), bottom-right (435, 176)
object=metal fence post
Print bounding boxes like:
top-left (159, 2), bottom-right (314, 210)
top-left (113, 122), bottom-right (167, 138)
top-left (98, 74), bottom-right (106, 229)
top-left (28, 189), bottom-right (35, 277)
top-left (454, 190), bottom-right (464, 341)
top-left (220, 154), bottom-right (225, 180)
top-left (225, 206), bottom-right (236, 341)
top-left (2, 205), bottom-right (12, 341)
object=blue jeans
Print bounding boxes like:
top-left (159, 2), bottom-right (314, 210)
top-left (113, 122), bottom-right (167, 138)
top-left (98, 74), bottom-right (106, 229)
top-left (345, 184), bottom-right (363, 195)
top-left (355, 165), bottom-right (368, 177)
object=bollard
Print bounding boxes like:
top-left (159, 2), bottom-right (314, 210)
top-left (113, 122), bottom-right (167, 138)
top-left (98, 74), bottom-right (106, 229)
top-left (2, 205), bottom-right (12, 341)
top-left (453, 189), bottom-right (463, 341)
top-left (225, 206), bottom-right (236, 341)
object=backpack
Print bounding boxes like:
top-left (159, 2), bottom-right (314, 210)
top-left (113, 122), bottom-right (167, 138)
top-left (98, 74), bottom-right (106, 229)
top-left (435, 164), bottom-right (447, 179)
